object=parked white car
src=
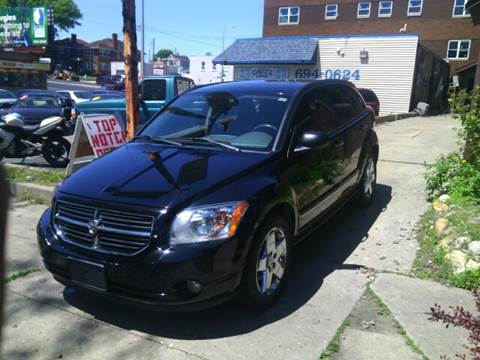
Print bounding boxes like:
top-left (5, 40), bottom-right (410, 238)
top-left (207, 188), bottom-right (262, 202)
top-left (56, 90), bottom-right (94, 103)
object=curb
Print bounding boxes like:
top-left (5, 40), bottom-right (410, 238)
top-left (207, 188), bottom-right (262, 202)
top-left (375, 112), bottom-right (418, 125)
top-left (10, 181), bottom-right (55, 203)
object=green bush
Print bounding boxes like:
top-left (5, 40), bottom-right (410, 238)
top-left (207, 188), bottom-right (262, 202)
top-left (425, 153), bottom-right (480, 199)
top-left (425, 88), bottom-right (480, 199)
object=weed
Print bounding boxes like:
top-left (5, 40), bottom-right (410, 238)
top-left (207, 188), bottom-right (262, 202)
top-left (5, 268), bottom-right (40, 282)
top-left (319, 319), bottom-right (351, 360)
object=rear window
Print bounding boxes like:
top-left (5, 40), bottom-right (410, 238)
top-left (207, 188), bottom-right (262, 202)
top-left (74, 91), bottom-right (94, 99)
top-left (359, 89), bottom-right (378, 102)
top-left (142, 79), bottom-right (166, 101)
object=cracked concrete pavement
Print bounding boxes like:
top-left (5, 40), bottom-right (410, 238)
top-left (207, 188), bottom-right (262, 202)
top-left (2, 115), bottom-right (467, 360)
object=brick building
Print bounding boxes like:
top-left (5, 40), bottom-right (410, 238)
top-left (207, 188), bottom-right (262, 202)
top-left (51, 33), bottom-right (123, 76)
top-left (263, 0), bottom-right (480, 74)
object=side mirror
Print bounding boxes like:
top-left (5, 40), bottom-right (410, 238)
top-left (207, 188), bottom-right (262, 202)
top-left (294, 131), bottom-right (329, 153)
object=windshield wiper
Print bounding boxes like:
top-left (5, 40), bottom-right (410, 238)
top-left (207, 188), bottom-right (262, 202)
top-left (189, 137), bottom-right (240, 152)
top-left (134, 135), bottom-right (182, 146)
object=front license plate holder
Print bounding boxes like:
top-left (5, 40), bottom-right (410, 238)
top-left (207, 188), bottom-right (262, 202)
top-left (68, 257), bottom-right (107, 291)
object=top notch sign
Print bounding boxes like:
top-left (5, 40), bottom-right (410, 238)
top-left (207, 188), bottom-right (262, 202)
top-left (82, 114), bottom-right (127, 157)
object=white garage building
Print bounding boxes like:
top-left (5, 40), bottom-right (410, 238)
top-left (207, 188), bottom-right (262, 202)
top-left (213, 34), bottom-right (449, 116)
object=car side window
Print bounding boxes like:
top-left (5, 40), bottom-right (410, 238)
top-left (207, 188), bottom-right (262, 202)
top-left (176, 78), bottom-right (194, 95)
top-left (341, 86), bottom-right (365, 117)
top-left (294, 86), bottom-right (345, 134)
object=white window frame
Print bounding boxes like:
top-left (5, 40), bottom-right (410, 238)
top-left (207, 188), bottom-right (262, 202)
top-left (325, 3), bottom-right (339, 20)
top-left (452, 0), bottom-right (470, 17)
top-left (357, 2), bottom-right (371, 18)
top-left (378, 0), bottom-right (393, 17)
top-left (278, 6), bottom-right (300, 25)
top-left (407, 0), bottom-right (423, 16)
top-left (447, 39), bottom-right (471, 60)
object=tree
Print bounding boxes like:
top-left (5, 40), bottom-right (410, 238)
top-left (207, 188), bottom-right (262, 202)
top-left (0, 0), bottom-right (82, 32)
top-left (154, 48), bottom-right (173, 60)
top-left (205, 51), bottom-right (212, 56)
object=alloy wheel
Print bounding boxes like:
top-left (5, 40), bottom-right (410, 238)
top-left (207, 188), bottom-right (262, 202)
top-left (256, 227), bottom-right (287, 295)
top-left (363, 157), bottom-right (376, 198)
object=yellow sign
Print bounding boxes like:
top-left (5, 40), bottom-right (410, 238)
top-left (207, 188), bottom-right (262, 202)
top-left (0, 60), bottom-right (49, 71)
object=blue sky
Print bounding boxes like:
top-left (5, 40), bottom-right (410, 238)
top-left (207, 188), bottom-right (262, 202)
top-left (59, 0), bottom-right (264, 57)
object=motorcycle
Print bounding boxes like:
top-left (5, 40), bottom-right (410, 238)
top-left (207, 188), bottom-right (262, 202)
top-left (0, 113), bottom-right (72, 167)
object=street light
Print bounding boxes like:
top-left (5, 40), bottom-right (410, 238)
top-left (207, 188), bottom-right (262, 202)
top-left (221, 25), bottom-right (235, 82)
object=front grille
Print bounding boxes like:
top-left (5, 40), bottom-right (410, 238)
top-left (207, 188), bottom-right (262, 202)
top-left (53, 200), bottom-right (155, 255)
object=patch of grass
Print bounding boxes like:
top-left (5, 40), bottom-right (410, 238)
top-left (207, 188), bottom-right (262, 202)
top-left (5, 268), bottom-right (40, 283)
top-left (16, 191), bottom-right (47, 205)
top-left (5, 166), bottom-right (64, 186)
top-left (452, 269), bottom-right (480, 290)
top-left (367, 288), bottom-right (391, 316)
top-left (412, 196), bottom-right (480, 290)
top-left (319, 319), bottom-right (351, 360)
top-left (394, 321), bottom-right (428, 358)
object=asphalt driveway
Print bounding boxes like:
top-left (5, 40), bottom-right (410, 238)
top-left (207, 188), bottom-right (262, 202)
top-left (2, 115), bottom-right (459, 360)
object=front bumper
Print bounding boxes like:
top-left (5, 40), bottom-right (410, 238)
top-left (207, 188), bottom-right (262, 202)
top-left (37, 208), bottom-right (243, 311)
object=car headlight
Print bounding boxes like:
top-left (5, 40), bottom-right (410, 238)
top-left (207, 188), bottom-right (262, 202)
top-left (170, 201), bottom-right (249, 246)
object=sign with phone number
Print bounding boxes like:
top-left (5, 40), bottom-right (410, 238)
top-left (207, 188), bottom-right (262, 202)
top-left (295, 68), bottom-right (361, 81)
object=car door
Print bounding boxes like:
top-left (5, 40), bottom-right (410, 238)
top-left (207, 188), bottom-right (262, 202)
top-left (339, 85), bottom-right (371, 176)
top-left (289, 85), bottom-right (351, 228)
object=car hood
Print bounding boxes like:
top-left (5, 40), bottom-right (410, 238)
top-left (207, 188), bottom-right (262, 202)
top-left (76, 99), bottom-right (125, 109)
top-left (10, 106), bottom-right (61, 118)
top-left (59, 142), bottom-right (273, 208)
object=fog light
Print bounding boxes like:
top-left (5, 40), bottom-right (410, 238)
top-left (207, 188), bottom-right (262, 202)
top-left (186, 280), bottom-right (202, 294)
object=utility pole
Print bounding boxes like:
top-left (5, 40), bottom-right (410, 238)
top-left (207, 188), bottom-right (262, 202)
top-left (122, 0), bottom-right (140, 139)
top-left (152, 38), bottom-right (155, 61)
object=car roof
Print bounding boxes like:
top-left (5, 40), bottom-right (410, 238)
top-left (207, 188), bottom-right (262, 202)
top-left (188, 80), bottom-right (355, 97)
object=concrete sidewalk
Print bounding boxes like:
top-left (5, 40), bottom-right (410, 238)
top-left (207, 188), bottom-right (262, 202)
top-left (2, 115), bottom-right (469, 360)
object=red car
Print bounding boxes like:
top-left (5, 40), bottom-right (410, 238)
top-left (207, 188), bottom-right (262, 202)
top-left (358, 88), bottom-right (380, 116)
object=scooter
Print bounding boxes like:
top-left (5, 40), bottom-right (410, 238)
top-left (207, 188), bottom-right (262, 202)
top-left (0, 113), bottom-right (72, 167)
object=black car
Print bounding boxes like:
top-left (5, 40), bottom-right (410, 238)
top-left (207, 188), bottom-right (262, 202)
top-left (9, 91), bottom-right (72, 126)
top-left (37, 80), bottom-right (378, 310)
top-left (96, 75), bottom-right (122, 86)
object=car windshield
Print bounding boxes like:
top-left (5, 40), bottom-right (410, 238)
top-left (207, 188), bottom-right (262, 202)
top-left (17, 94), bottom-right (59, 108)
top-left (140, 90), bottom-right (291, 151)
top-left (74, 91), bottom-right (94, 99)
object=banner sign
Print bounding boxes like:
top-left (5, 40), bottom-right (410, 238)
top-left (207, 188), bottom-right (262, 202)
top-left (237, 67), bottom-right (289, 81)
top-left (82, 115), bottom-right (127, 157)
top-left (0, 7), bottom-right (47, 47)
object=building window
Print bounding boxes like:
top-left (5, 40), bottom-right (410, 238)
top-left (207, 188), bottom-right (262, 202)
top-left (407, 0), bottom-right (423, 16)
top-left (278, 6), bottom-right (300, 25)
top-left (378, 0), bottom-right (393, 17)
top-left (325, 3), bottom-right (338, 20)
top-left (447, 39), bottom-right (471, 59)
top-left (213, 63), bottom-right (217, 71)
top-left (357, 2), bottom-right (371, 18)
top-left (453, 0), bottom-right (470, 17)
top-left (201, 61), bottom-right (206, 71)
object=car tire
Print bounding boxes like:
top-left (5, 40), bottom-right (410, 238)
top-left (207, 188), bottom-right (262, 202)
top-left (42, 136), bottom-right (71, 168)
top-left (239, 213), bottom-right (292, 310)
top-left (358, 152), bottom-right (377, 207)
